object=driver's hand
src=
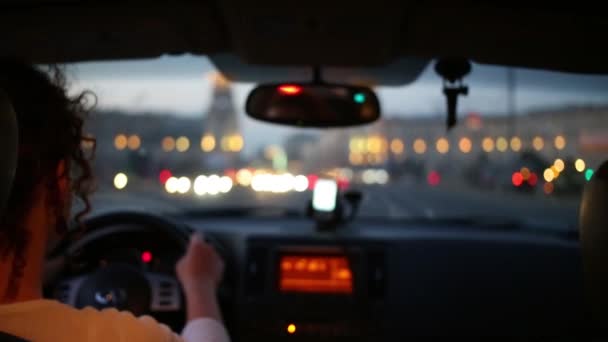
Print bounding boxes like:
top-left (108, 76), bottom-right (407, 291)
top-left (176, 233), bottom-right (224, 294)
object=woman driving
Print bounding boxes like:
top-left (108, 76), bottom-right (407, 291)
top-left (0, 61), bottom-right (229, 342)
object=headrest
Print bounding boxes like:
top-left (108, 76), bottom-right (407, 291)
top-left (579, 159), bottom-right (608, 336)
top-left (0, 89), bottom-right (18, 216)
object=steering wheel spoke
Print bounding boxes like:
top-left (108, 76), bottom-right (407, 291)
top-left (145, 272), bottom-right (182, 312)
top-left (54, 276), bottom-right (87, 306)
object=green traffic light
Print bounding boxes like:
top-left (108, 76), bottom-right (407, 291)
top-left (585, 169), bottom-right (594, 181)
top-left (353, 93), bottom-right (366, 104)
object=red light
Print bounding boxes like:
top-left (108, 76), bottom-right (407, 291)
top-left (278, 84), bottom-right (302, 95)
top-left (337, 177), bottom-right (350, 191)
top-left (159, 169), bottom-right (172, 184)
top-left (512, 172), bottom-right (524, 187)
top-left (141, 251), bottom-right (153, 263)
top-left (224, 168), bottom-right (237, 180)
top-left (307, 174), bottom-right (318, 190)
top-left (427, 171), bottom-right (441, 186)
top-left (527, 172), bottom-right (538, 186)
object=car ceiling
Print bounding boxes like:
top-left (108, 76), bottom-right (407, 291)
top-left (1, 1), bottom-right (607, 86)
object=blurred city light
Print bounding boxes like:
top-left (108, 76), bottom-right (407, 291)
top-left (176, 136), bottom-right (190, 152)
top-left (427, 171), bottom-right (441, 186)
top-left (177, 176), bottom-right (191, 194)
top-left (159, 169), bottom-right (172, 184)
top-left (585, 169), bottom-right (594, 182)
top-left (219, 176), bottom-right (233, 193)
top-left (496, 137), bottom-right (508, 152)
top-left (512, 172), bottom-right (523, 187)
top-left (200, 134), bottom-right (216, 152)
top-left (114, 134), bottom-right (128, 151)
top-left (390, 138), bottom-right (404, 155)
top-left (543, 182), bottom-right (554, 195)
top-left (575, 159), bottom-right (586, 172)
top-left (294, 175), bottom-right (309, 192)
top-left (459, 137), bottom-right (472, 153)
top-left (113, 173), bottom-right (128, 190)
top-left (367, 136), bottom-right (385, 154)
top-left (550, 165), bottom-right (560, 179)
top-left (221, 136), bottom-right (231, 151)
top-left (236, 169), bottom-right (253, 186)
top-left (162, 136), bottom-right (175, 152)
top-left (554, 135), bottom-right (566, 150)
top-left (375, 170), bottom-right (389, 185)
top-left (362, 169), bottom-right (376, 184)
top-left (510, 137), bottom-right (522, 152)
top-left (520, 167), bottom-right (531, 180)
top-left (528, 173), bottom-right (538, 186)
top-left (193, 175), bottom-right (208, 196)
top-left (307, 174), bottom-right (318, 190)
top-left (349, 136), bottom-right (366, 153)
top-left (413, 139), bottom-right (426, 154)
top-left (349, 152), bottom-right (364, 165)
top-left (165, 177), bottom-right (179, 194)
top-left (482, 137), bottom-right (494, 152)
top-left (532, 136), bottom-right (544, 151)
top-left (436, 138), bottom-right (449, 154)
top-left (228, 135), bottom-right (244, 152)
top-left (207, 175), bottom-right (221, 195)
top-left (553, 158), bottom-right (565, 172)
top-left (127, 134), bottom-right (141, 151)
top-left (543, 168), bottom-right (555, 182)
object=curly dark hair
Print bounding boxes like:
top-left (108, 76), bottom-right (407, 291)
top-left (0, 60), bottom-right (96, 300)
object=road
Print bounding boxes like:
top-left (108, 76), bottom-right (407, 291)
top-left (88, 181), bottom-right (580, 231)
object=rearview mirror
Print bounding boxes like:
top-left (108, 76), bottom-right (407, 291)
top-left (245, 83), bottom-right (381, 128)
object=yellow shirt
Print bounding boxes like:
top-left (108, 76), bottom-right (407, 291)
top-left (0, 299), bottom-right (229, 342)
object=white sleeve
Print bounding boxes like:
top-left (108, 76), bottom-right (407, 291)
top-left (182, 318), bottom-right (230, 342)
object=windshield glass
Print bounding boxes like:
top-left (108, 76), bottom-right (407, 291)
top-left (65, 55), bottom-right (608, 229)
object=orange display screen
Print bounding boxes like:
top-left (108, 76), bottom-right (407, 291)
top-left (279, 255), bottom-right (353, 294)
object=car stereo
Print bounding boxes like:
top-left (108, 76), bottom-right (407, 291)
top-left (278, 254), bottom-right (353, 294)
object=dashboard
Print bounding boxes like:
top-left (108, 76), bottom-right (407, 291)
top-left (51, 215), bottom-right (586, 340)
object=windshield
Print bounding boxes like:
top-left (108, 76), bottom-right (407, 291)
top-left (66, 56), bottom-right (608, 229)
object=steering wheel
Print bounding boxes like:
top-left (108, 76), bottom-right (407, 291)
top-left (46, 211), bottom-right (192, 320)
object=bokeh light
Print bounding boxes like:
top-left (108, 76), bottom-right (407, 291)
top-left (554, 135), bottom-right (566, 150)
top-left (176, 136), bottom-right (190, 152)
top-left (436, 138), bottom-right (449, 154)
top-left (543, 182), bottom-right (554, 195)
top-left (127, 135), bottom-right (141, 150)
top-left (200, 134), bottom-right (216, 152)
top-left (162, 136), bottom-right (175, 152)
top-left (532, 136), bottom-right (544, 151)
top-left (512, 172), bottom-right (523, 187)
top-left (459, 137), bottom-right (472, 153)
top-left (177, 176), bottom-right (191, 194)
top-left (114, 134), bottom-right (128, 150)
top-left (390, 138), bottom-right (404, 155)
top-left (236, 169), bottom-right (253, 186)
top-left (165, 177), bottom-right (179, 194)
top-left (510, 137), bottom-right (522, 152)
top-left (553, 158), bottom-right (565, 172)
top-left (520, 167), bottom-right (531, 180)
top-left (575, 159), bottom-right (586, 172)
top-left (413, 139), bottom-right (427, 154)
top-left (496, 137), bottom-right (508, 152)
top-left (349, 152), bottom-right (364, 165)
top-left (585, 169), bottom-right (594, 181)
top-left (294, 175), bottom-right (309, 192)
top-left (543, 168), bottom-right (555, 182)
top-left (113, 173), bottom-right (128, 190)
top-left (219, 176), bottom-right (233, 193)
top-left (482, 137), bottom-right (494, 152)
top-left (193, 175), bottom-right (208, 196)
